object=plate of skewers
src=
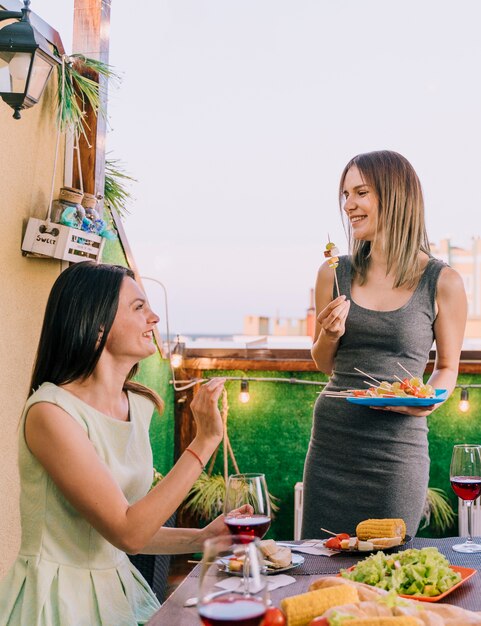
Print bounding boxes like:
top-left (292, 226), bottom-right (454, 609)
top-left (322, 364), bottom-right (448, 407)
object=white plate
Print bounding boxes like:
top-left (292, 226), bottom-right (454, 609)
top-left (218, 553), bottom-right (304, 575)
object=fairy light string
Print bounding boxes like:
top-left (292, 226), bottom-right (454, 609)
top-left (139, 275), bottom-right (479, 409)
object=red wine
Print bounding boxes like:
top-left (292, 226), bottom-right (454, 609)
top-left (199, 597), bottom-right (266, 626)
top-left (451, 476), bottom-right (481, 501)
top-left (224, 515), bottom-right (271, 540)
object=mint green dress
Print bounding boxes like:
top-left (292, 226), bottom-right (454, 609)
top-left (0, 383), bottom-right (161, 625)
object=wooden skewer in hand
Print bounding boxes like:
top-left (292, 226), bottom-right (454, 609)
top-left (324, 234), bottom-right (340, 298)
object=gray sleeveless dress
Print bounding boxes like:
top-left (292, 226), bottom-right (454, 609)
top-left (301, 255), bottom-right (446, 539)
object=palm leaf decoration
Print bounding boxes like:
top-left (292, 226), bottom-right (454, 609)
top-left (104, 157), bottom-right (137, 219)
top-left (57, 53), bottom-right (120, 138)
top-left (420, 487), bottom-right (456, 534)
top-left (182, 473), bottom-right (279, 523)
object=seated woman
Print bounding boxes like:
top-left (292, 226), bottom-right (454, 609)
top-left (0, 261), bottom-right (242, 626)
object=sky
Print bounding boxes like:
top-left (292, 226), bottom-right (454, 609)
top-left (33, 1), bottom-right (481, 335)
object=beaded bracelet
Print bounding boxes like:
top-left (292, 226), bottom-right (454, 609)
top-left (185, 447), bottom-right (206, 470)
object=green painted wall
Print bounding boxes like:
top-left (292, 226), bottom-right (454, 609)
top-left (197, 370), bottom-right (481, 540)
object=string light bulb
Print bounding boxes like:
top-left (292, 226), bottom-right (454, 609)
top-left (459, 388), bottom-right (470, 413)
top-left (170, 335), bottom-right (184, 369)
top-left (239, 379), bottom-right (250, 403)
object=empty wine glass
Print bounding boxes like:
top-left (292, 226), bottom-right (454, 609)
top-left (224, 473), bottom-right (271, 542)
top-left (450, 444), bottom-right (481, 553)
top-left (197, 535), bottom-right (269, 626)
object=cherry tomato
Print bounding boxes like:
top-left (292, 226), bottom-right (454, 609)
top-left (324, 537), bottom-right (341, 550)
top-left (260, 607), bottom-right (286, 626)
top-left (336, 533), bottom-right (350, 541)
top-left (308, 618), bottom-right (329, 626)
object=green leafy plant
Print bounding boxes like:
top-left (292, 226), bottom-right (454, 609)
top-left (151, 468), bottom-right (163, 490)
top-left (57, 53), bottom-right (119, 138)
top-left (104, 157), bottom-right (137, 219)
top-left (182, 473), bottom-right (279, 523)
top-left (420, 487), bottom-right (456, 534)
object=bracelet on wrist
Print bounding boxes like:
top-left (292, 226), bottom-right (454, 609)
top-left (185, 447), bottom-right (206, 470)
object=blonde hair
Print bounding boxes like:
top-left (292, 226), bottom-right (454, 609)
top-left (339, 150), bottom-right (431, 288)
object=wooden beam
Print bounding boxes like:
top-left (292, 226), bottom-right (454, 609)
top-left (183, 357), bottom-right (319, 372)
top-left (181, 349), bottom-right (481, 374)
top-left (72, 0), bottom-right (110, 197)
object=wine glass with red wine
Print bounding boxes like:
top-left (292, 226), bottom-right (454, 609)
top-left (224, 473), bottom-right (271, 542)
top-left (197, 535), bottom-right (269, 626)
top-left (450, 444), bottom-right (481, 553)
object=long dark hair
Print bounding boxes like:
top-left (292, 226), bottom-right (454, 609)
top-left (30, 261), bottom-right (163, 411)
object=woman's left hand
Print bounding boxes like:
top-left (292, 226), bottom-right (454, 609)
top-left (371, 404), bottom-right (436, 418)
top-left (199, 504), bottom-right (254, 543)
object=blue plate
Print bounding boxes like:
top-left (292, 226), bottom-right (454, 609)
top-left (346, 389), bottom-right (448, 407)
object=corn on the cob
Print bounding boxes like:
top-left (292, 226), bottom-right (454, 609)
top-left (281, 584), bottom-right (359, 626)
top-left (345, 618), bottom-right (421, 626)
top-left (356, 518), bottom-right (406, 541)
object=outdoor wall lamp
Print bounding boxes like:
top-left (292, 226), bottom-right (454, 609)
top-left (0, 0), bottom-right (60, 119)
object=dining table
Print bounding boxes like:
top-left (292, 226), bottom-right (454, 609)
top-left (147, 536), bottom-right (481, 625)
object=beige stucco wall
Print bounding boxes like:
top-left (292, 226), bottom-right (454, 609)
top-left (0, 78), bottom-right (65, 578)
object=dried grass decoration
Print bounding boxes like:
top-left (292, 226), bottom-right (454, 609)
top-left (104, 157), bottom-right (137, 220)
top-left (56, 54), bottom-right (119, 138)
top-left (182, 389), bottom-right (279, 523)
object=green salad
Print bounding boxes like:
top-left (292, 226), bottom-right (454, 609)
top-left (341, 547), bottom-right (461, 597)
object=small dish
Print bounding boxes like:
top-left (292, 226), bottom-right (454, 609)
top-left (322, 535), bottom-right (412, 555)
top-left (218, 553), bottom-right (304, 576)
top-left (399, 566), bottom-right (477, 602)
top-left (346, 389), bottom-right (447, 407)
top-left (341, 565), bottom-right (476, 602)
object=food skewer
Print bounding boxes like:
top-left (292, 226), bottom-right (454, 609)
top-left (397, 362), bottom-right (415, 378)
top-left (320, 527), bottom-right (339, 537)
top-left (354, 367), bottom-right (382, 386)
top-left (324, 234), bottom-right (340, 298)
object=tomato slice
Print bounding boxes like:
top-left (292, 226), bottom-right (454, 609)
top-left (324, 537), bottom-right (341, 550)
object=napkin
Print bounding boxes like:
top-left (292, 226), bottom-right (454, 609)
top-left (215, 574), bottom-right (296, 593)
top-left (277, 541), bottom-right (338, 557)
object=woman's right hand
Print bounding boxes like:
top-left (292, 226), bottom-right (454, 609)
top-left (316, 295), bottom-right (350, 341)
top-left (190, 377), bottom-right (226, 444)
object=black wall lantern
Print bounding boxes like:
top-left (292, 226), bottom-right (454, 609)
top-left (0, 0), bottom-right (60, 119)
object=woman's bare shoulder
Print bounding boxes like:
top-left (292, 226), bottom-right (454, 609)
top-left (437, 264), bottom-right (465, 295)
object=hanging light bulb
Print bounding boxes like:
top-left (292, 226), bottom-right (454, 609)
top-left (170, 335), bottom-right (184, 369)
top-left (239, 379), bottom-right (250, 403)
top-left (459, 388), bottom-right (470, 413)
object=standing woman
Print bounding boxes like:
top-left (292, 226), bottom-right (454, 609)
top-left (0, 262), bottom-right (237, 625)
top-left (302, 151), bottom-right (467, 539)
